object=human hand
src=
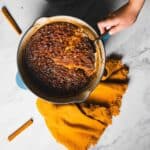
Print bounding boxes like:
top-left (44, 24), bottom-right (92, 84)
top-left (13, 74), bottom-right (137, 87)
top-left (97, 3), bottom-right (140, 35)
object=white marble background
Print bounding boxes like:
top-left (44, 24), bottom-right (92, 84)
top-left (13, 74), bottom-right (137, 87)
top-left (0, 0), bottom-right (150, 150)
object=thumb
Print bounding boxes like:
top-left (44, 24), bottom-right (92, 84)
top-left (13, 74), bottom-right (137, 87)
top-left (109, 25), bottom-right (123, 35)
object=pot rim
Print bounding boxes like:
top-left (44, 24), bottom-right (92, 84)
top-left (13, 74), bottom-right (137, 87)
top-left (17, 15), bottom-right (106, 104)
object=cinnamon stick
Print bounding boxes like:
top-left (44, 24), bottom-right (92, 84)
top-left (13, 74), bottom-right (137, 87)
top-left (8, 118), bottom-right (33, 141)
top-left (1, 6), bottom-right (22, 35)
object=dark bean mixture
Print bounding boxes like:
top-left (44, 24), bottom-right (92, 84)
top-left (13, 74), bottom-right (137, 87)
top-left (24, 22), bottom-right (96, 97)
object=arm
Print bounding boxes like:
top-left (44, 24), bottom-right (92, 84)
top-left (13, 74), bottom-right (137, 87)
top-left (97, 0), bottom-right (145, 35)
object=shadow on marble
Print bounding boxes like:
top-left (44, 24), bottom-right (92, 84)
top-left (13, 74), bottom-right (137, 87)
top-left (37, 0), bottom-right (114, 34)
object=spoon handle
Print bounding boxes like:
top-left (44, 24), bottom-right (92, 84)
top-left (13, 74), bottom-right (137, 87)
top-left (94, 31), bottom-right (110, 42)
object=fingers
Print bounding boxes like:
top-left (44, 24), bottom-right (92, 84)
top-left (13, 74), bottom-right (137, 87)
top-left (97, 22), bottom-right (105, 34)
top-left (97, 18), bottom-right (118, 34)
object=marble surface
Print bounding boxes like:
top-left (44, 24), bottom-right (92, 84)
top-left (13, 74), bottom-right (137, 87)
top-left (0, 0), bottom-right (150, 150)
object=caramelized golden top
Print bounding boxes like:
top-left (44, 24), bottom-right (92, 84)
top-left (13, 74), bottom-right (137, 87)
top-left (24, 22), bottom-right (96, 97)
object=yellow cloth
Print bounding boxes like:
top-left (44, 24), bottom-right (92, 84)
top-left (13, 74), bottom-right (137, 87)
top-left (36, 57), bottom-right (129, 150)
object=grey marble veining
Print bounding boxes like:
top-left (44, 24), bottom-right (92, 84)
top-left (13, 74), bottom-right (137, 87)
top-left (0, 0), bottom-right (150, 150)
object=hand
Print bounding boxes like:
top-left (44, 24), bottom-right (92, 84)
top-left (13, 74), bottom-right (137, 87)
top-left (97, 3), bottom-right (140, 35)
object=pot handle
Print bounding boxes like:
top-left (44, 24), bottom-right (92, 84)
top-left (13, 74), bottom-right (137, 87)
top-left (16, 72), bottom-right (27, 90)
